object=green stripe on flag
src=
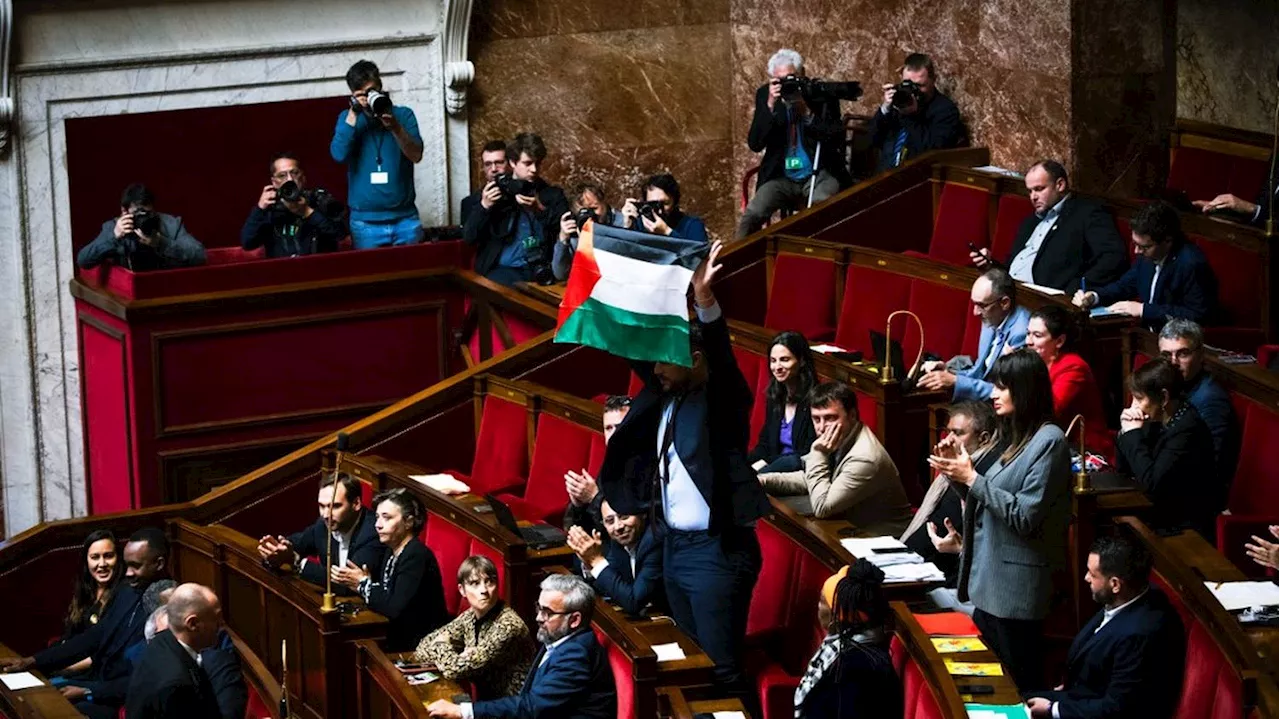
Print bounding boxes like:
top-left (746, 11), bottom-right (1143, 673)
top-left (554, 296), bottom-right (693, 366)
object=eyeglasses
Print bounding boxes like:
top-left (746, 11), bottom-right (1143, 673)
top-left (272, 169), bottom-right (304, 181)
top-left (534, 603), bottom-right (572, 619)
top-left (1160, 348), bottom-right (1196, 361)
top-left (972, 298), bottom-right (1001, 311)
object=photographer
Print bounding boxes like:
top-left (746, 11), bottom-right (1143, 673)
top-left (77, 184), bottom-right (206, 272)
top-left (240, 153), bottom-right (347, 258)
top-left (621, 174), bottom-right (708, 242)
top-left (330, 60), bottom-right (424, 249)
top-left (460, 140), bottom-right (508, 226)
top-left (463, 132), bottom-right (569, 287)
top-left (738, 48), bottom-right (857, 240)
top-left (869, 53), bottom-right (965, 173)
top-left (552, 182), bottom-right (631, 282)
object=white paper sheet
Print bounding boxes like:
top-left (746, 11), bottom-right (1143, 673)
top-left (810, 344), bottom-right (850, 354)
top-left (1204, 581), bottom-right (1280, 611)
top-left (882, 562), bottom-right (946, 583)
top-left (713, 712), bottom-right (747, 719)
top-left (409, 474), bottom-right (471, 496)
top-left (0, 672), bottom-right (45, 690)
top-left (1019, 282), bottom-right (1065, 297)
top-left (652, 642), bottom-right (687, 662)
top-left (839, 535), bottom-right (906, 556)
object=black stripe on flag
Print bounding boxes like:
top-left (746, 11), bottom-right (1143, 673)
top-left (588, 223), bottom-right (709, 272)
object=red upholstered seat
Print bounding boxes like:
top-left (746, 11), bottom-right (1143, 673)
top-left (423, 515), bottom-right (505, 616)
top-left (905, 280), bottom-right (971, 364)
top-left (835, 265), bottom-right (912, 359)
top-left (928, 183), bottom-right (991, 266)
top-left (587, 434), bottom-right (607, 477)
top-left (1217, 396), bottom-right (1279, 576)
top-left (990, 194), bottom-right (1035, 264)
top-left (455, 395), bottom-right (528, 496)
top-left (627, 371), bottom-right (645, 397)
top-left (1257, 345), bottom-right (1278, 368)
top-left (1190, 234), bottom-right (1264, 350)
top-left (466, 308), bottom-right (546, 361)
top-left (592, 626), bottom-right (637, 719)
top-left (764, 254), bottom-right (839, 341)
top-left (1151, 574), bottom-right (1244, 719)
top-left (204, 246), bottom-right (267, 265)
top-left (244, 678), bottom-right (273, 719)
top-left (749, 360), bottom-right (772, 453)
top-left (889, 636), bottom-right (947, 719)
top-left (497, 414), bottom-right (595, 526)
top-left (748, 521), bottom-right (833, 719)
top-left (1168, 147), bottom-right (1270, 206)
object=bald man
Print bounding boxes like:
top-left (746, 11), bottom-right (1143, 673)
top-left (125, 584), bottom-right (224, 719)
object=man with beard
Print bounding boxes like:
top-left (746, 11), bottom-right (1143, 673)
top-left (425, 574), bottom-right (615, 719)
top-left (0, 528), bottom-right (172, 719)
top-left (1023, 535), bottom-right (1185, 718)
top-left (566, 499), bottom-right (665, 617)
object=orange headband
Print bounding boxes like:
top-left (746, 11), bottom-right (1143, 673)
top-left (821, 564), bottom-right (871, 624)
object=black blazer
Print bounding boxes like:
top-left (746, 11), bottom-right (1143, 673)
top-left (1115, 403), bottom-right (1218, 540)
top-left (364, 538), bottom-right (449, 652)
top-left (869, 91), bottom-right (966, 173)
top-left (460, 189), bottom-right (482, 228)
top-left (1006, 196), bottom-right (1128, 293)
top-left (599, 312), bottom-right (772, 532)
top-left (748, 396), bottom-right (817, 465)
top-left (588, 525), bottom-right (665, 617)
top-left (202, 631), bottom-right (248, 719)
top-left (36, 584), bottom-right (146, 695)
top-left (288, 507), bottom-right (386, 596)
top-left (746, 84), bottom-right (851, 189)
top-left (124, 631), bottom-right (222, 719)
top-left (797, 638), bottom-right (902, 719)
top-left (462, 180), bottom-right (569, 278)
top-left (1034, 588), bottom-right (1185, 719)
top-left (1092, 241), bottom-right (1218, 329)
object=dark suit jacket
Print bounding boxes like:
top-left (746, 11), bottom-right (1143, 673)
top-left (1116, 403), bottom-right (1218, 540)
top-left (462, 180), bottom-right (569, 278)
top-left (1006, 196), bottom-right (1128, 293)
top-left (288, 508), bottom-right (386, 596)
top-left (1035, 588), bottom-right (1185, 719)
top-left (1185, 371), bottom-right (1240, 493)
top-left (588, 526), bottom-right (665, 617)
top-left (36, 584), bottom-right (146, 704)
top-left (365, 538), bottom-right (449, 652)
top-left (202, 631), bottom-right (247, 719)
top-left (748, 396), bottom-right (817, 466)
top-left (77, 214), bottom-right (207, 271)
top-left (461, 189), bottom-right (482, 228)
top-left (798, 638), bottom-right (902, 719)
top-left (747, 84), bottom-right (851, 189)
top-left (869, 91), bottom-right (966, 173)
top-left (1093, 241), bottom-right (1218, 329)
top-left (124, 631), bottom-right (221, 719)
top-left (598, 310), bottom-right (772, 532)
top-left (471, 629), bottom-right (616, 719)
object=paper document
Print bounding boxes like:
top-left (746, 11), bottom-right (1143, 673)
top-left (409, 474), bottom-right (471, 496)
top-left (810, 344), bottom-right (850, 354)
top-left (1204, 581), bottom-right (1280, 611)
top-left (839, 536), bottom-right (907, 557)
top-left (712, 713), bottom-right (747, 719)
top-left (882, 562), bottom-right (946, 583)
top-left (652, 642), bottom-right (687, 662)
top-left (0, 672), bottom-right (44, 690)
top-left (932, 636), bottom-right (988, 653)
top-left (971, 165), bottom-right (1024, 179)
top-left (1088, 307), bottom-right (1126, 318)
top-left (1019, 282), bottom-right (1065, 296)
top-left (945, 660), bottom-right (1004, 676)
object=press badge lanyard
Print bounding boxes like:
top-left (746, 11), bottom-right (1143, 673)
top-left (371, 127), bottom-right (390, 185)
top-left (785, 108), bottom-right (805, 171)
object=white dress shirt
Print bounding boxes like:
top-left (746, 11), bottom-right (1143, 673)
top-left (655, 302), bottom-right (720, 532)
top-left (298, 525), bottom-right (354, 573)
top-left (176, 637), bottom-right (203, 667)
top-left (1009, 195), bottom-right (1070, 282)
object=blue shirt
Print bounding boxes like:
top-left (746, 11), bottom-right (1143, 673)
top-left (1009, 194), bottom-right (1070, 282)
top-left (330, 106), bottom-right (421, 222)
top-left (498, 210), bottom-right (537, 269)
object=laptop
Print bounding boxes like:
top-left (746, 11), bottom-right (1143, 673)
top-left (484, 494), bottom-right (567, 549)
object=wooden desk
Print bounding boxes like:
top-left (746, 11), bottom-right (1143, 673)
top-left (892, 603), bottom-right (1021, 715)
top-left (657, 686), bottom-right (752, 718)
top-left (169, 519), bottom-right (389, 719)
top-left (353, 642), bottom-right (467, 719)
top-left (0, 643), bottom-right (79, 719)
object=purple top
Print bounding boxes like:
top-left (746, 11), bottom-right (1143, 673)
top-left (779, 413), bottom-right (796, 455)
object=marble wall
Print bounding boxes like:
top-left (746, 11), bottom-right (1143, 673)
top-left (1176, 0), bottom-right (1278, 134)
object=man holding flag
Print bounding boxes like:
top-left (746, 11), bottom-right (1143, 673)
top-left (559, 232), bottom-right (768, 710)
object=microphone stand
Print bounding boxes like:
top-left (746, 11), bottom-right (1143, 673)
top-left (318, 433), bottom-right (348, 614)
top-left (1064, 414), bottom-right (1089, 492)
top-left (807, 140), bottom-right (823, 209)
top-left (881, 310), bottom-right (925, 384)
top-left (280, 639), bottom-right (291, 718)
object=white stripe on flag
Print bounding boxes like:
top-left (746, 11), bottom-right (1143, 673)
top-left (588, 248), bottom-right (695, 318)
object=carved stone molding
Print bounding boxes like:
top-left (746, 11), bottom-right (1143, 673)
top-left (0, 0), bottom-right (12, 157)
top-left (441, 0), bottom-right (474, 116)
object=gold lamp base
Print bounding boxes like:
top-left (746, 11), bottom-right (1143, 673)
top-left (319, 592), bottom-right (337, 613)
top-left (1074, 469), bottom-right (1091, 493)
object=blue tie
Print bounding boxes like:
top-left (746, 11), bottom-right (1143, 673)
top-left (892, 129), bottom-right (908, 167)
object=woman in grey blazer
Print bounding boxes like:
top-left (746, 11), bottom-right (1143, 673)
top-left (928, 349), bottom-right (1071, 690)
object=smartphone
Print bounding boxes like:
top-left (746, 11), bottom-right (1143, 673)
top-left (870, 547), bottom-right (913, 554)
top-left (961, 684), bottom-right (995, 695)
top-left (472, 504), bottom-right (494, 514)
top-left (394, 661), bottom-right (433, 675)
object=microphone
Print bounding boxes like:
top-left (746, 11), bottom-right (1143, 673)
top-left (336, 432), bottom-right (349, 453)
top-left (882, 310), bottom-right (925, 385)
top-left (1064, 414), bottom-right (1089, 492)
top-left (279, 639), bottom-right (290, 718)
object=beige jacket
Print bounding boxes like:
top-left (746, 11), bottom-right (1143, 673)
top-left (760, 422), bottom-right (914, 536)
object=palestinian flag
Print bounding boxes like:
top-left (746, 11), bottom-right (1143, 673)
top-left (555, 221), bottom-right (709, 366)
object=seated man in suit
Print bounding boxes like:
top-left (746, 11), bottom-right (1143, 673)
top-left (1024, 534), bottom-right (1184, 718)
top-left (426, 573), bottom-right (616, 719)
top-left (256, 473), bottom-right (385, 595)
top-left (1157, 319), bottom-right (1240, 492)
top-left (126, 584), bottom-right (226, 719)
top-left (759, 381), bottom-right (914, 536)
top-left (142, 596), bottom-right (248, 719)
top-left (971, 160), bottom-right (1127, 293)
top-left (0, 527), bottom-right (172, 719)
top-left (1073, 200), bottom-right (1218, 329)
top-left (563, 395), bottom-right (631, 537)
top-left (566, 499), bottom-right (664, 617)
top-left (918, 268), bottom-right (1031, 401)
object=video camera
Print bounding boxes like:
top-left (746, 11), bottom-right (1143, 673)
top-left (890, 79), bottom-right (923, 110)
top-left (779, 75), bottom-right (864, 104)
top-left (272, 181), bottom-right (347, 219)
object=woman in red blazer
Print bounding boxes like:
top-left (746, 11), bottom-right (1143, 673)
top-left (1026, 306), bottom-right (1114, 460)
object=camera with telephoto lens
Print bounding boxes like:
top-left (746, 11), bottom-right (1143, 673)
top-left (779, 75), bottom-right (864, 103)
top-left (276, 180), bottom-right (304, 203)
top-left (131, 209), bottom-right (161, 237)
top-left (574, 207), bottom-right (597, 229)
top-left (531, 262), bottom-right (556, 286)
top-left (891, 79), bottom-right (923, 110)
top-left (366, 89), bottom-right (393, 117)
top-left (495, 173), bottom-right (537, 200)
top-left (272, 181), bottom-right (346, 220)
top-left (635, 200), bottom-right (665, 222)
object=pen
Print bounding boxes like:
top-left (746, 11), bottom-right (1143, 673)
top-left (1079, 277), bottom-right (1086, 293)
